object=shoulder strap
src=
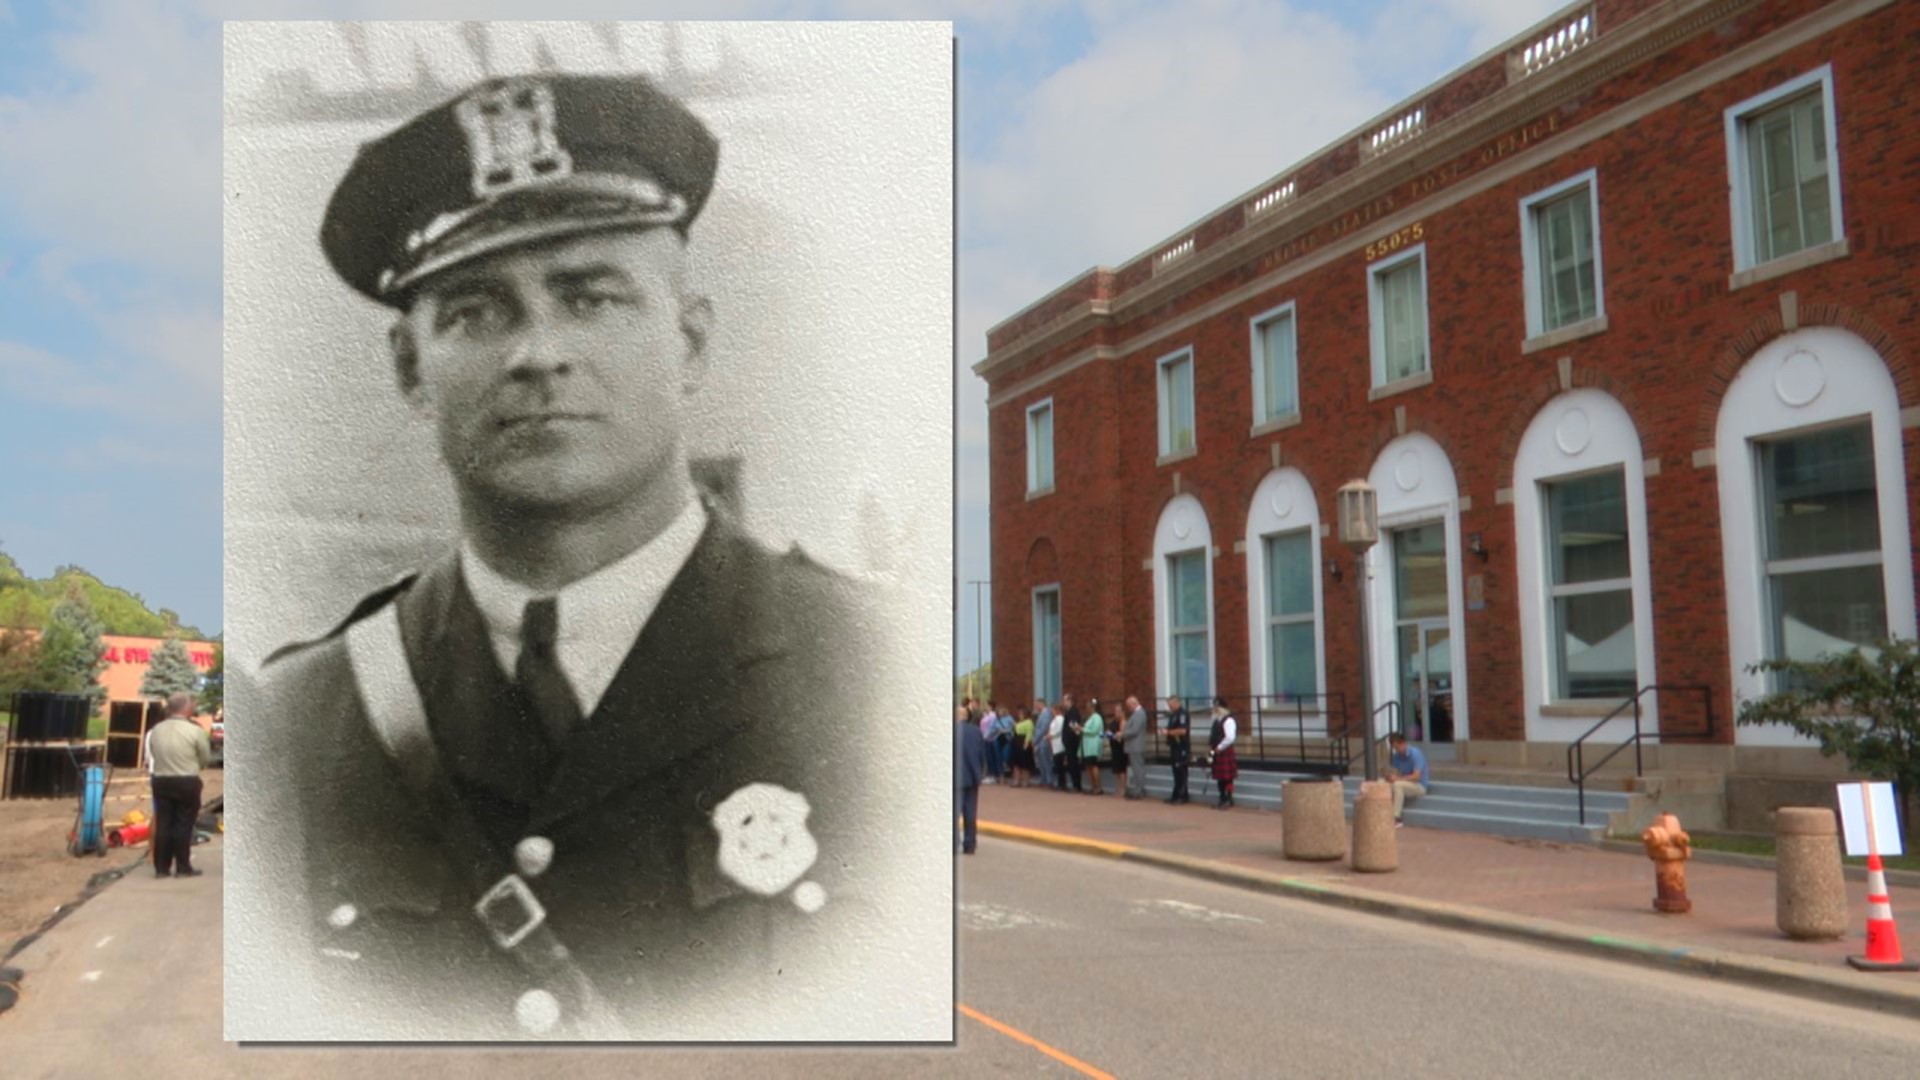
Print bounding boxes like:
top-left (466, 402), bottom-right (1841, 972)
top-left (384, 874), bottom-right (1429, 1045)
top-left (344, 602), bottom-right (630, 1040)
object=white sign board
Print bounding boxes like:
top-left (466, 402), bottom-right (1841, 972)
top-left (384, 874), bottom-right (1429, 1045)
top-left (1837, 782), bottom-right (1905, 858)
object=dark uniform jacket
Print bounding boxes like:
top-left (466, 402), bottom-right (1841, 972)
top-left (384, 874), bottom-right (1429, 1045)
top-left (249, 507), bottom-right (890, 1039)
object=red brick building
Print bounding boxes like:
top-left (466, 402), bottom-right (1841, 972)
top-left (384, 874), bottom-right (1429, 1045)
top-left (976, 0), bottom-right (1916, 781)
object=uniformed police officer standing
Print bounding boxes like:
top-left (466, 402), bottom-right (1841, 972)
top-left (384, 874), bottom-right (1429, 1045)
top-left (249, 72), bottom-right (890, 1041)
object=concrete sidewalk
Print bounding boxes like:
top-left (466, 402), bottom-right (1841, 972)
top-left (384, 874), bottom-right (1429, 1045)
top-left (977, 782), bottom-right (1920, 1018)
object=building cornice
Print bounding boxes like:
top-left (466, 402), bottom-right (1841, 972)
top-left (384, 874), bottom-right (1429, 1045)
top-left (975, 0), bottom-right (1778, 384)
top-left (982, 0), bottom-right (1893, 408)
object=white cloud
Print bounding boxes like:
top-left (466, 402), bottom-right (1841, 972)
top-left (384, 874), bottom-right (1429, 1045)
top-left (0, 2), bottom-right (221, 281)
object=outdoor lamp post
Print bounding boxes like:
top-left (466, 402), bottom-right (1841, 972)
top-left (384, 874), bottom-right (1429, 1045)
top-left (1337, 480), bottom-right (1380, 781)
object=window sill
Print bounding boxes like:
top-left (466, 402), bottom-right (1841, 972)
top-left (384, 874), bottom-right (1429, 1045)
top-left (1541, 700), bottom-right (1629, 718)
top-left (1522, 314), bottom-right (1609, 355)
top-left (1157, 447), bottom-right (1198, 468)
top-left (1025, 485), bottom-right (1055, 502)
top-left (1729, 238), bottom-right (1850, 291)
top-left (1367, 368), bottom-right (1433, 402)
top-left (1248, 413), bottom-right (1302, 438)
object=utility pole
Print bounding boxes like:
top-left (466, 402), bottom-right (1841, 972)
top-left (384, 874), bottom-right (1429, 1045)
top-left (968, 579), bottom-right (990, 704)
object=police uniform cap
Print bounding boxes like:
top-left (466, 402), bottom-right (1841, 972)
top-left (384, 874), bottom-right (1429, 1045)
top-left (321, 72), bottom-right (719, 308)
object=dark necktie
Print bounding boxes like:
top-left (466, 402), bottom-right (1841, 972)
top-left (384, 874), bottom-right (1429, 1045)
top-left (516, 597), bottom-right (582, 747)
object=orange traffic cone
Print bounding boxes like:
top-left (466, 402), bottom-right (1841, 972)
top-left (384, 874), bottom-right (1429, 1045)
top-left (1847, 855), bottom-right (1919, 972)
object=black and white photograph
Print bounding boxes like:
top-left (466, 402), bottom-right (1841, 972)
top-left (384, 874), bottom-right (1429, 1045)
top-left (221, 20), bottom-right (952, 1042)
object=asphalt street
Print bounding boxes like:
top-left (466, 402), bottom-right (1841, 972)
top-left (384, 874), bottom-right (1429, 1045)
top-left (5, 839), bottom-right (1920, 1078)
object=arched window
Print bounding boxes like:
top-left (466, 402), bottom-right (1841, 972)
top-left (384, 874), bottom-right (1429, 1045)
top-left (1153, 495), bottom-right (1215, 704)
top-left (1244, 469), bottom-right (1325, 705)
top-left (1364, 434), bottom-right (1470, 747)
top-left (1716, 329), bottom-right (1917, 745)
top-left (1511, 391), bottom-right (1657, 741)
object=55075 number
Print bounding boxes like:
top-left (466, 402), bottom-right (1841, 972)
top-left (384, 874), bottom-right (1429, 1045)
top-left (1365, 222), bottom-right (1424, 261)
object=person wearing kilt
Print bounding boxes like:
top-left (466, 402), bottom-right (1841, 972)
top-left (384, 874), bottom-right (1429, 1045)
top-left (1206, 697), bottom-right (1238, 810)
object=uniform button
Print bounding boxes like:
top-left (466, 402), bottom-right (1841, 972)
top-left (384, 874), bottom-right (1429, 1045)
top-left (793, 881), bottom-right (826, 914)
top-left (516, 988), bottom-right (561, 1035)
top-left (326, 904), bottom-right (359, 930)
top-left (515, 836), bottom-right (555, 878)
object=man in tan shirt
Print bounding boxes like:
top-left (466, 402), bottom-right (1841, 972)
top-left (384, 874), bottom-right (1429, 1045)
top-left (146, 692), bottom-right (211, 878)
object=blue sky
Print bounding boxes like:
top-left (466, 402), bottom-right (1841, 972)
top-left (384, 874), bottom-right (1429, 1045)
top-left (0, 0), bottom-right (1571, 652)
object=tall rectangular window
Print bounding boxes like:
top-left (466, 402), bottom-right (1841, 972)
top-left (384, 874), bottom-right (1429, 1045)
top-left (1032, 586), bottom-right (1062, 705)
top-left (1520, 173), bottom-right (1602, 337)
top-left (1251, 305), bottom-right (1298, 424)
top-left (1758, 422), bottom-right (1885, 680)
top-left (1026, 399), bottom-right (1053, 494)
top-left (1264, 530), bottom-right (1317, 698)
top-left (1544, 469), bottom-right (1636, 700)
top-left (1726, 68), bottom-right (1843, 271)
top-left (1158, 349), bottom-right (1196, 456)
top-left (1168, 549), bottom-right (1210, 700)
top-left (1369, 249), bottom-right (1428, 387)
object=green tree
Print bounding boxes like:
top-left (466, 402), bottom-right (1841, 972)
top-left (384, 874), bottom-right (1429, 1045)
top-left (32, 593), bottom-right (109, 707)
top-left (0, 624), bottom-right (39, 711)
top-left (955, 662), bottom-right (992, 706)
top-left (1737, 637), bottom-right (1920, 847)
top-left (199, 640), bottom-right (224, 714)
top-left (141, 636), bottom-right (202, 699)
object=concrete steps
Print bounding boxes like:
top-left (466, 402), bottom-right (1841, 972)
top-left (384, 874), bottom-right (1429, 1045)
top-left (1139, 767), bottom-right (1642, 844)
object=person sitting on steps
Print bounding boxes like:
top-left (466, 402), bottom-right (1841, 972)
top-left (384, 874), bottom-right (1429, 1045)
top-left (1383, 731), bottom-right (1430, 828)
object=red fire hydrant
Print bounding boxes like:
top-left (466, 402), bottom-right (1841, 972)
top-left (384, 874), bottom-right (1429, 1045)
top-left (1641, 812), bottom-right (1692, 914)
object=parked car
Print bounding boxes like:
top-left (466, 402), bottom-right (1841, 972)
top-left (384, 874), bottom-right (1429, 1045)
top-left (209, 720), bottom-right (224, 767)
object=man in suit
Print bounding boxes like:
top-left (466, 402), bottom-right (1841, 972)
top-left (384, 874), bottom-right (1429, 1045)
top-left (1120, 695), bottom-right (1149, 800)
top-left (954, 704), bottom-right (986, 854)
top-left (248, 72), bottom-right (892, 1041)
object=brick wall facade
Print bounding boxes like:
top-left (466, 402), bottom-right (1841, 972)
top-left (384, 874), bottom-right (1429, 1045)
top-left (980, 0), bottom-right (1918, 751)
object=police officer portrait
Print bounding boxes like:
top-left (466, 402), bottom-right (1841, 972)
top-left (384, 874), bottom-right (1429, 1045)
top-left (221, 22), bottom-right (952, 1042)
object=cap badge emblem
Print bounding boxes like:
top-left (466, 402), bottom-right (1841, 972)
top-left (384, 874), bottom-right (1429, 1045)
top-left (455, 80), bottom-right (575, 199)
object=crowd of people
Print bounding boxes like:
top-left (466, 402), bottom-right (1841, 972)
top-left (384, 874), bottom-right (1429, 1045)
top-left (957, 693), bottom-right (1242, 809)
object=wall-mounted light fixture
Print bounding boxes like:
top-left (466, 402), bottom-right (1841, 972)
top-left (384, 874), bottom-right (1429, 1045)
top-left (1469, 532), bottom-right (1489, 562)
top-left (1326, 558), bottom-right (1343, 583)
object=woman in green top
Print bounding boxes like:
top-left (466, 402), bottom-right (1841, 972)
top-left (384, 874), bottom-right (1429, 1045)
top-left (1081, 700), bottom-right (1106, 795)
top-left (1012, 711), bottom-right (1036, 788)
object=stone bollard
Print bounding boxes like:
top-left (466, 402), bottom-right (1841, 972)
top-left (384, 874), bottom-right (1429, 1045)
top-left (1640, 812), bottom-right (1693, 913)
top-left (1282, 777), bottom-right (1346, 861)
top-left (1351, 781), bottom-right (1398, 873)
top-left (1776, 806), bottom-right (1848, 941)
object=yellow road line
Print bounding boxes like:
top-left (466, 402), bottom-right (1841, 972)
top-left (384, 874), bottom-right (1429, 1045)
top-left (957, 1003), bottom-right (1117, 1080)
top-left (977, 821), bottom-right (1137, 857)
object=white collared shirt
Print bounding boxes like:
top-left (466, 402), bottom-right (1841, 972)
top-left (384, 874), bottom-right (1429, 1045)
top-left (460, 498), bottom-right (709, 717)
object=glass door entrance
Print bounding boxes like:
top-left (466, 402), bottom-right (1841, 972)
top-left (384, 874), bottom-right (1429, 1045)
top-left (1391, 523), bottom-right (1455, 753)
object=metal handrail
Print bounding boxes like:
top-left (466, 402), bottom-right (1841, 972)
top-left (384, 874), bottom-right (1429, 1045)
top-left (1565, 684), bottom-right (1715, 826)
top-left (1134, 693), bottom-right (1352, 771)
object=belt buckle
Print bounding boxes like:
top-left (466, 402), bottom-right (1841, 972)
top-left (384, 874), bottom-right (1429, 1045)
top-left (475, 873), bottom-right (546, 951)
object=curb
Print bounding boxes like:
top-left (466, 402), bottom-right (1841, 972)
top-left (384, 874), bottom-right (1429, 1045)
top-left (1596, 839), bottom-right (1920, 889)
top-left (980, 821), bottom-right (1920, 1020)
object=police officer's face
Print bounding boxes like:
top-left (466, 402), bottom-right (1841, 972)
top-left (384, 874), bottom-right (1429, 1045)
top-left (395, 228), bottom-right (709, 512)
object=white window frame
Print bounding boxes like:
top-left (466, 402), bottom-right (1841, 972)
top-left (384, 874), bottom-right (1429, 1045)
top-left (1512, 391), bottom-right (1657, 739)
top-left (1244, 469), bottom-right (1326, 714)
top-left (1262, 528), bottom-right (1319, 700)
top-left (1157, 347), bottom-right (1197, 459)
top-left (1540, 465), bottom-right (1637, 703)
top-left (1167, 548), bottom-right (1212, 701)
top-left (1723, 65), bottom-right (1844, 274)
top-left (1025, 397), bottom-right (1054, 496)
top-left (1753, 419), bottom-right (1886, 684)
top-left (1518, 169), bottom-right (1606, 341)
top-left (1248, 301), bottom-right (1300, 431)
top-left (1715, 328), bottom-right (1916, 748)
top-left (1367, 245), bottom-right (1430, 390)
top-left (1153, 494), bottom-right (1216, 704)
top-left (1032, 583), bottom-right (1062, 705)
